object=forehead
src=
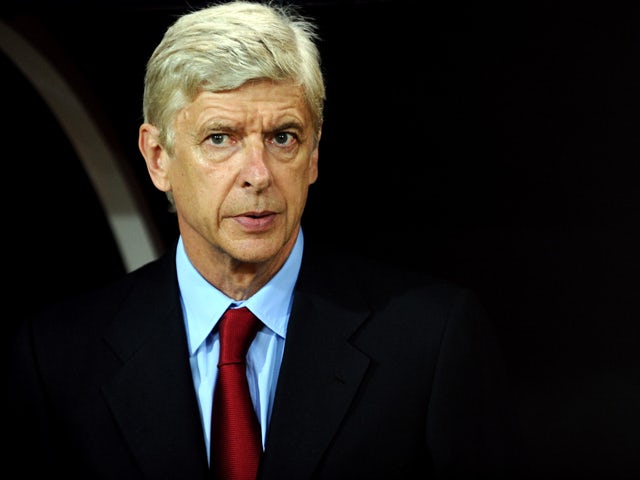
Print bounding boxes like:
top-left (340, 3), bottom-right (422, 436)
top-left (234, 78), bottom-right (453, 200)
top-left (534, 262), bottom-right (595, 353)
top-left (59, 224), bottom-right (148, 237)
top-left (179, 80), bottom-right (312, 129)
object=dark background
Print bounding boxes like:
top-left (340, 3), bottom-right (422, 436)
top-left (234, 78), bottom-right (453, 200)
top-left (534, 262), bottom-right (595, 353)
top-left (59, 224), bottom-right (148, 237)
top-left (3, 1), bottom-right (639, 478)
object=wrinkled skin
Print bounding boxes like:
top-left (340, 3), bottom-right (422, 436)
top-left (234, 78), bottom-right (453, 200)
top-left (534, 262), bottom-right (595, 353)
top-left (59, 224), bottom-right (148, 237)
top-left (139, 79), bottom-right (320, 300)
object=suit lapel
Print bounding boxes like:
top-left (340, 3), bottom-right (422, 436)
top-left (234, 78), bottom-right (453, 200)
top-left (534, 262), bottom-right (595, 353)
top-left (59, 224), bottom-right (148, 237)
top-left (101, 253), bottom-right (209, 478)
top-left (260, 283), bottom-right (370, 478)
top-left (96, 243), bottom-right (372, 479)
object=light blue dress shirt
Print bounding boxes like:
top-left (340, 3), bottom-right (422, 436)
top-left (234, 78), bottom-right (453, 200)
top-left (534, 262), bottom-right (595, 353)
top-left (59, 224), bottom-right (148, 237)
top-left (177, 231), bottom-right (303, 463)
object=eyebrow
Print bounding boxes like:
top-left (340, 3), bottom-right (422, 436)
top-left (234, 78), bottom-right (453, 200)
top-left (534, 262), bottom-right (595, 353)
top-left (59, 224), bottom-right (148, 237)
top-left (268, 120), bottom-right (304, 134)
top-left (203, 119), bottom-right (305, 135)
top-left (202, 120), bottom-right (237, 132)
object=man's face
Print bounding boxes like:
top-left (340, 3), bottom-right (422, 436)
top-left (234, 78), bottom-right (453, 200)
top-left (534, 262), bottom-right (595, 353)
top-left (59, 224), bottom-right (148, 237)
top-left (147, 79), bottom-right (319, 270)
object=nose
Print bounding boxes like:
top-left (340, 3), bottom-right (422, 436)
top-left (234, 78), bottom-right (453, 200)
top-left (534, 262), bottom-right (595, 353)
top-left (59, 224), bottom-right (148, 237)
top-left (239, 140), bottom-right (272, 192)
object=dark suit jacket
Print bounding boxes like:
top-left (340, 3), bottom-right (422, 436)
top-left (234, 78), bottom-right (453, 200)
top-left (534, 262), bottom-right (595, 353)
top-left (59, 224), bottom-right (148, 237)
top-left (7, 241), bottom-right (518, 479)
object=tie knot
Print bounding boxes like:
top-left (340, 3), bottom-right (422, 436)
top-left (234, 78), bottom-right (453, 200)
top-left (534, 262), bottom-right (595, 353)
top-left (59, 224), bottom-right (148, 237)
top-left (218, 307), bottom-right (261, 366)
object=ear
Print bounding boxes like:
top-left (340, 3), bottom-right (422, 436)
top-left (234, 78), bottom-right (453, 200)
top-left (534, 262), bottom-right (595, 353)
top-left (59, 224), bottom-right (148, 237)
top-left (308, 129), bottom-right (321, 185)
top-left (138, 123), bottom-right (172, 192)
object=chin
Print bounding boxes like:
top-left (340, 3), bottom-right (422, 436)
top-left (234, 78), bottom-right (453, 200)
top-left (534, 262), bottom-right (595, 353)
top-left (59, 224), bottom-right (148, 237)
top-left (224, 229), bottom-right (295, 266)
top-left (231, 241), bottom-right (282, 265)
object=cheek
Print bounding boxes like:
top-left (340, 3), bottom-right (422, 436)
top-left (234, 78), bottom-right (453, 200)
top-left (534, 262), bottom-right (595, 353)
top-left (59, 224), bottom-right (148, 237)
top-left (281, 164), bottom-right (314, 195)
top-left (168, 166), bottom-right (207, 211)
top-left (206, 171), bottom-right (244, 213)
top-left (173, 158), bottom-right (224, 194)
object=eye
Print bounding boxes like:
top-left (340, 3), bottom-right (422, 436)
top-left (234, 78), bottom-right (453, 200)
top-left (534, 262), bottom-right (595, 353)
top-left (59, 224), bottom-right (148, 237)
top-left (271, 132), bottom-right (297, 147)
top-left (207, 133), bottom-right (229, 146)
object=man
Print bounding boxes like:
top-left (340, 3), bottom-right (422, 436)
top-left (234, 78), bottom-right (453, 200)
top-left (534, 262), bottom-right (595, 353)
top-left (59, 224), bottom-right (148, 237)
top-left (7, 1), bottom-right (518, 478)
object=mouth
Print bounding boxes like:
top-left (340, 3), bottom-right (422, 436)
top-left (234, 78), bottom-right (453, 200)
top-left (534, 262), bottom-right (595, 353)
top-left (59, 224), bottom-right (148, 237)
top-left (233, 211), bottom-right (277, 231)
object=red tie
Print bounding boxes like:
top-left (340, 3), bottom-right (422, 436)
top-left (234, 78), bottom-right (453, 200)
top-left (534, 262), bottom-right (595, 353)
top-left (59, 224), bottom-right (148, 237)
top-left (211, 307), bottom-right (262, 480)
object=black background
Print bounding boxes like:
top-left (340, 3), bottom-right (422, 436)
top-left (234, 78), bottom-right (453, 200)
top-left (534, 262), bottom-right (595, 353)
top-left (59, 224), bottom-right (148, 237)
top-left (3, 1), bottom-right (640, 478)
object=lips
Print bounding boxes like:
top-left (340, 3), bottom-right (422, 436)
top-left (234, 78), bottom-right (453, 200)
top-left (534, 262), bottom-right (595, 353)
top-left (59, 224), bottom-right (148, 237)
top-left (233, 211), bottom-right (277, 231)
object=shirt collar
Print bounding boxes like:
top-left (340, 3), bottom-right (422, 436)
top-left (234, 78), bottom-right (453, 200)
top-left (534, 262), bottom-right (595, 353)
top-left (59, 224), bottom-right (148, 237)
top-left (177, 231), bottom-right (303, 355)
